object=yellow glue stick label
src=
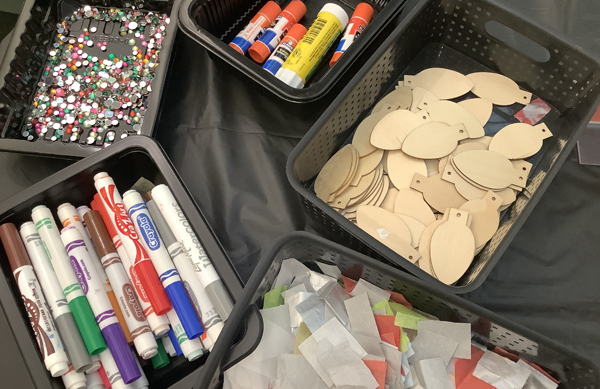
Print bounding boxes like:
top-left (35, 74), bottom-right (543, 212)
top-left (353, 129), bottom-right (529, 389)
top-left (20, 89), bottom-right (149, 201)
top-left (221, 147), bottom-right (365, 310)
top-left (281, 11), bottom-right (344, 83)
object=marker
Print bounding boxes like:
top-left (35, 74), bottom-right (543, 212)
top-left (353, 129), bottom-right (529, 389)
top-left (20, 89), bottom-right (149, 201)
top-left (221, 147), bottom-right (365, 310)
top-left (0, 223), bottom-right (70, 377)
top-left (166, 309), bottom-right (206, 362)
top-left (329, 3), bottom-right (373, 67)
top-left (94, 173), bottom-right (171, 316)
top-left (248, 1), bottom-right (307, 63)
top-left (19, 222), bottom-right (93, 373)
top-left (151, 184), bottom-right (234, 320)
top-left (76, 206), bottom-right (93, 235)
top-left (229, 1), bottom-right (281, 55)
top-left (123, 190), bottom-right (204, 339)
top-left (91, 196), bottom-right (171, 337)
top-left (31, 205), bottom-right (106, 355)
top-left (263, 23), bottom-right (307, 76)
top-left (83, 210), bottom-right (158, 359)
top-left (86, 355), bottom-right (101, 373)
top-left (130, 350), bottom-right (149, 389)
top-left (144, 196), bottom-right (222, 350)
top-left (98, 349), bottom-right (134, 389)
top-left (62, 363), bottom-right (87, 389)
top-left (98, 366), bottom-right (111, 389)
top-left (61, 226), bottom-right (140, 384)
top-left (167, 328), bottom-right (183, 356)
top-left (151, 338), bottom-right (170, 369)
top-left (59, 203), bottom-right (133, 344)
top-left (161, 334), bottom-right (177, 357)
top-left (86, 370), bottom-right (106, 389)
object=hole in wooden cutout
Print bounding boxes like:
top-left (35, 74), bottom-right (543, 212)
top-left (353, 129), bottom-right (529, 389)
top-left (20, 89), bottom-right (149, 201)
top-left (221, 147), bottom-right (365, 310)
top-left (416, 180), bottom-right (421, 184)
top-left (422, 116), bottom-right (427, 120)
top-left (519, 177), bottom-right (523, 180)
top-left (456, 213), bottom-right (462, 217)
top-left (522, 167), bottom-right (526, 171)
top-left (409, 255), bottom-right (413, 259)
top-left (542, 129), bottom-right (546, 132)
top-left (492, 197), bottom-right (496, 201)
top-left (447, 172), bottom-right (452, 175)
top-left (424, 102), bottom-right (428, 105)
top-left (407, 81), bottom-right (412, 84)
top-left (459, 129), bottom-right (464, 133)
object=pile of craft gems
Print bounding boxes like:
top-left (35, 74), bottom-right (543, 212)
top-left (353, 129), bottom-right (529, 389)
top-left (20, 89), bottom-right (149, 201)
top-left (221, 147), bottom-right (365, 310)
top-left (24, 6), bottom-right (170, 146)
top-left (224, 258), bottom-right (560, 389)
top-left (314, 68), bottom-right (554, 285)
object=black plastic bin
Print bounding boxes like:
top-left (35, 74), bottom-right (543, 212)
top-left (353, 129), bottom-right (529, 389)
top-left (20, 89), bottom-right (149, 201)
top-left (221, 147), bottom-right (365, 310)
top-left (200, 231), bottom-right (600, 389)
top-left (287, 0), bottom-right (600, 293)
top-left (0, 0), bottom-right (181, 158)
top-left (0, 136), bottom-right (262, 389)
top-left (178, 0), bottom-right (411, 102)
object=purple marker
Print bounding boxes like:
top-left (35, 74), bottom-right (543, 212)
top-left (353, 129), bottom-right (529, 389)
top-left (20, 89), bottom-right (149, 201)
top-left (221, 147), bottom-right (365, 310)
top-left (60, 226), bottom-right (141, 384)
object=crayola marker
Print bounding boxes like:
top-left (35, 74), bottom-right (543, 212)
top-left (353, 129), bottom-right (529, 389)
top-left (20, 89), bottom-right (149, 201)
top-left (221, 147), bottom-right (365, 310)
top-left (130, 350), bottom-right (149, 389)
top-left (167, 328), bottom-right (183, 356)
top-left (86, 355), bottom-right (101, 373)
top-left (61, 226), bottom-right (140, 384)
top-left (144, 195), bottom-right (221, 350)
top-left (230, 1), bottom-right (281, 54)
top-left (151, 338), bottom-right (170, 369)
top-left (166, 309), bottom-right (206, 362)
top-left (83, 210), bottom-right (158, 359)
top-left (86, 370), bottom-right (106, 389)
top-left (58, 203), bottom-right (133, 344)
top-left (0, 223), bottom-right (70, 377)
top-left (263, 23), bottom-right (307, 75)
top-left (329, 3), bottom-right (373, 67)
top-left (93, 173), bottom-right (171, 315)
top-left (91, 195), bottom-right (171, 337)
top-left (161, 333), bottom-right (177, 357)
top-left (62, 363), bottom-right (87, 389)
top-left (31, 205), bottom-right (105, 355)
top-left (19, 222), bottom-right (92, 373)
top-left (122, 190), bottom-right (204, 340)
top-left (98, 349), bottom-right (134, 389)
top-left (248, 1), bottom-right (307, 63)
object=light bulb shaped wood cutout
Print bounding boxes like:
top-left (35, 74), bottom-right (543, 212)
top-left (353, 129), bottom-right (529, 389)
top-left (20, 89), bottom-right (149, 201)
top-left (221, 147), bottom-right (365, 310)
top-left (393, 188), bottom-right (436, 226)
top-left (418, 219), bottom-right (445, 277)
top-left (459, 191), bottom-right (502, 248)
top-left (488, 123), bottom-right (552, 159)
top-left (418, 99), bottom-right (485, 138)
top-left (404, 68), bottom-right (474, 100)
top-left (453, 150), bottom-right (531, 190)
top-left (372, 86), bottom-right (413, 114)
top-left (315, 144), bottom-right (359, 202)
top-left (410, 87), bottom-right (439, 112)
top-left (402, 122), bottom-right (469, 159)
top-left (467, 72), bottom-right (532, 106)
top-left (352, 111), bottom-right (389, 156)
top-left (410, 173), bottom-right (468, 212)
top-left (457, 98), bottom-right (493, 126)
top-left (370, 110), bottom-right (431, 150)
top-left (387, 150), bottom-right (428, 190)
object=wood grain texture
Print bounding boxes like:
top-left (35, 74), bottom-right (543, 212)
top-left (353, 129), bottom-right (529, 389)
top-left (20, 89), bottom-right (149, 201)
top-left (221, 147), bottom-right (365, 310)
top-left (387, 150), bottom-right (428, 190)
top-left (372, 86), bottom-right (413, 113)
top-left (453, 150), bottom-right (531, 190)
top-left (404, 68), bottom-right (474, 100)
top-left (410, 173), bottom-right (468, 212)
top-left (380, 187), bottom-right (399, 212)
top-left (459, 191), bottom-right (502, 247)
top-left (402, 122), bottom-right (468, 159)
top-left (489, 123), bottom-right (552, 159)
top-left (330, 166), bottom-right (378, 208)
top-left (410, 87), bottom-right (439, 112)
top-left (419, 99), bottom-right (485, 138)
top-left (438, 142), bottom-right (488, 173)
top-left (350, 149), bottom-right (384, 186)
top-left (371, 110), bottom-right (432, 150)
top-left (460, 136), bottom-right (493, 147)
top-left (457, 98), bottom-right (493, 126)
top-left (393, 188), bottom-right (436, 226)
top-left (397, 214), bottom-right (426, 248)
top-left (418, 219), bottom-right (444, 277)
top-left (467, 72), bottom-right (532, 106)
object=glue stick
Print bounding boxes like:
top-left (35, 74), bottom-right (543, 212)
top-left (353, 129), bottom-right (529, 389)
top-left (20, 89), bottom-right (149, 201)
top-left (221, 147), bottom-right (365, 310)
top-left (329, 3), bottom-right (373, 67)
top-left (248, 1), bottom-right (307, 63)
top-left (276, 4), bottom-right (349, 88)
top-left (263, 23), bottom-right (308, 75)
top-left (229, 1), bottom-right (281, 55)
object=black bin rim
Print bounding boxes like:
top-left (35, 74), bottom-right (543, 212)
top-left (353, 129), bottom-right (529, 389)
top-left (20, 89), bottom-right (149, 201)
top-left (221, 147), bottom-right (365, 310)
top-left (286, 0), bottom-right (600, 294)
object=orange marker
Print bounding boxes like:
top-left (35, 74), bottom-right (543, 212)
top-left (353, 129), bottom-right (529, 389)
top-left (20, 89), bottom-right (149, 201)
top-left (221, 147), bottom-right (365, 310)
top-left (329, 3), bottom-right (374, 67)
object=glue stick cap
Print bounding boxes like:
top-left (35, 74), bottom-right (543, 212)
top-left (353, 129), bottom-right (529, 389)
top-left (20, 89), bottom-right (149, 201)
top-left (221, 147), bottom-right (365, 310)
top-left (248, 40), bottom-right (271, 63)
top-left (353, 3), bottom-right (374, 23)
top-left (276, 67), bottom-right (304, 89)
top-left (283, 1), bottom-right (308, 24)
top-left (321, 3), bottom-right (349, 28)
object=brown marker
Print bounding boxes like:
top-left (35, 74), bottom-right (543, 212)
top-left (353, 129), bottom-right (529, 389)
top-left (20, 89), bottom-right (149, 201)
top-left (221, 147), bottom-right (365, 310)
top-left (0, 223), bottom-right (69, 376)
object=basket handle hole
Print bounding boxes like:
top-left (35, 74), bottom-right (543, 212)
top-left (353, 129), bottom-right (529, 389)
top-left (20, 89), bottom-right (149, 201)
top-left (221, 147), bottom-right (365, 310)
top-left (485, 20), bottom-right (550, 63)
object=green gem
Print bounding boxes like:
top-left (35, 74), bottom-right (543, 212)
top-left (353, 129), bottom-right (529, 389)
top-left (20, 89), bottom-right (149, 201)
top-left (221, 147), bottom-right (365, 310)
top-left (108, 53), bottom-right (115, 60)
top-left (90, 93), bottom-right (95, 98)
top-left (64, 108), bottom-right (70, 113)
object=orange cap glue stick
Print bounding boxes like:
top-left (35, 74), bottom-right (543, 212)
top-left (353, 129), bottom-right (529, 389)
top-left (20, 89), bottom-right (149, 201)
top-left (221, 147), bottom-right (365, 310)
top-left (329, 3), bottom-right (373, 67)
top-left (229, 1), bottom-right (281, 55)
top-left (248, 1), bottom-right (307, 63)
top-left (263, 23), bottom-right (308, 75)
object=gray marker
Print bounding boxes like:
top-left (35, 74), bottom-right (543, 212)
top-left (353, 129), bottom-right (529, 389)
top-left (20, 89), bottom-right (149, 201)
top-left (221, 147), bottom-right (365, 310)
top-left (20, 222), bottom-right (93, 373)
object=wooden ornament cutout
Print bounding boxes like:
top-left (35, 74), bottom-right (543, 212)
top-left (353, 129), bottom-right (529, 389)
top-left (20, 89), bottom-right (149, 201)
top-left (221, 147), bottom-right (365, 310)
top-left (352, 112), bottom-right (389, 156)
top-left (425, 159), bottom-right (439, 177)
top-left (348, 165), bottom-right (384, 207)
top-left (418, 99), bottom-right (485, 138)
top-left (488, 123), bottom-right (553, 159)
top-left (457, 98), bottom-right (493, 126)
top-left (410, 87), bottom-right (439, 112)
top-left (404, 68), bottom-right (474, 100)
top-left (402, 122), bottom-right (468, 159)
top-left (373, 175), bottom-right (390, 207)
top-left (410, 173), bottom-right (468, 212)
top-left (393, 188), bottom-right (436, 226)
top-left (418, 220), bottom-right (444, 277)
top-left (438, 142), bottom-right (488, 173)
top-left (372, 86), bottom-right (413, 113)
top-left (397, 214), bottom-right (426, 248)
top-left (387, 150), bottom-right (428, 190)
top-left (329, 147), bottom-right (360, 202)
top-left (430, 208), bottom-right (475, 285)
top-left (371, 110), bottom-right (432, 150)
top-left (380, 187), bottom-right (399, 212)
top-left (459, 191), bottom-right (502, 248)
top-left (467, 72), bottom-right (533, 106)
top-left (453, 150), bottom-right (531, 190)
top-left (330, 167), bottom-right (377, 209)
top-left (315, 145), bottom-right (359, 201)
top-left (350, 149), bottom-right (384, 186)
top-left (356, 206), bottom-right (421, 263)
top-left (460, 136), bottom-right (492, 147)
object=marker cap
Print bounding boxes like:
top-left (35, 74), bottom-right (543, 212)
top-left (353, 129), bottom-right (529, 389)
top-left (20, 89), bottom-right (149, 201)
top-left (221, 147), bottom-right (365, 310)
top-left (187, 349), bottom-right (204, 362)
top-left (165, 282), bottom-right (205, 339)
top-left (55, 314), bottom-right (94, 373)
top-left (0, 223), bottom-right (32, 271)
top-left (103, 324), bottom-right (141, 384)
top-left (151, 338), bottom-right (170, 369)
top-left (69, 296), bottom-right (107, 355)
top-left (167, 328), bottom-right (183, 356)
top-left (276, 67), bottom-right (304, 88)
top-left (84, 210), bottom-right (116, 257)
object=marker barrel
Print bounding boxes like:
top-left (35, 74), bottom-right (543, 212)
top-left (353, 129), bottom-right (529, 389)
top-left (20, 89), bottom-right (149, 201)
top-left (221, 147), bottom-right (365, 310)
top-left (167, 328), bottom-right (183, 356)
top-left (94, 173), bottom-right (171, 316)
top-left (59, 203), bottom-right (133, 344)
top-left (86, 370), bottom-right (106, 389)
top-left (123, 190), bottom-right (204, 340)
top-left (229, 1), bottom-right (281, 54)
top-left (19, 222), bottom-right (93, 373)
top-left (31, 205), bottom-right (105, 355)
top-left (86, 354), bottom-right (102, 374)
top-left (166, 309), bottom-right (205, 362)
top-left (61, 226), bottom-right (140, 384)
top-left (130, 350), bottom-right (150, 389)
top-left (92, 196), bottom-right (170, 337)
top-left (99, 349), bottom-right (134, 389)
top-left (145, 199), bottom-right (221, 350)
top-left (0, 223), bottom-right (70, 377)
top-left (62, 364), bottom-right (87, 389)
top-left (161, 334), bottom-right (177, 357)
top-left (84, 210), bottom-right (158, 359)
top-left (151, 184), bottom-right (234, 320)
top-left (151, 338), bottom-right (170, 369)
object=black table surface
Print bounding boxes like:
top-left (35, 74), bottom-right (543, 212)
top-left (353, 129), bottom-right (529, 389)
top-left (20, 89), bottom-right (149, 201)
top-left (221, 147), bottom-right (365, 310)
top-left (1, 0), bottom-right (600, 385)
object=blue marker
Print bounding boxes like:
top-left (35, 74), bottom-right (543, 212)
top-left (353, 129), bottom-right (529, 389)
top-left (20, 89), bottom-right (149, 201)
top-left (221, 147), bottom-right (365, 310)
top-left (122, 190), bottom-right (204, 340)
top-left (167, 328), bottom-right (183, 356)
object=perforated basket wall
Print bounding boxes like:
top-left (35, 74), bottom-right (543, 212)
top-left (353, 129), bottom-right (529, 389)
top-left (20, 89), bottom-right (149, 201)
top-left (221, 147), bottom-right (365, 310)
top-left (287, 0), bottom-right (600, 293)
top-left (244, 232), bottom-right (600, 389)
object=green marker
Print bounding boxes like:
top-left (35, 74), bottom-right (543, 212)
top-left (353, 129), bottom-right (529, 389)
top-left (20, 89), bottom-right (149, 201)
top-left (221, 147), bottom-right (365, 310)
top-left (151, 338), bottom-right (170, 370)
top-left (32, 205), bottom-right (106, 355)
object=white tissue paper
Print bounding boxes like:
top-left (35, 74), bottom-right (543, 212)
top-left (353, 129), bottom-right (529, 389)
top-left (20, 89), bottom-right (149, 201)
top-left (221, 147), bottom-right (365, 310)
top-left (294, 294), bottom-right (326, 333)
top-left (409, 329), bottom-right (459, 367)
top-left (415, 358), bottom-right (455, 389)
top-left (316, 262), bottom-right (342, 279)
top-left (274, 354), bottom-right (329, 389)
top-left (473, 350), bottom-right (532, 389)
top-left (274, 259), bottom-right (311, 289)
top-left (351, 279), bottom-right (391, 306)
top-left (345, 293), bottom-right (381, 339)
top-left (417, 321), bottom-right (472, 359)
top-left (516, 360), bottom-right (558, 389)
top-left (260, 304), bottom-right (291, 333)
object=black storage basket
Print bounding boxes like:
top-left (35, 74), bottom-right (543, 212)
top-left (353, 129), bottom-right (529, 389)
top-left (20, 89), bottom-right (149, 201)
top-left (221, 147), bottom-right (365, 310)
top-left (199, 231), bottom-right (600, 389)
top-left (286, 0), bottom-right (600, 293)
top-left (178, 0), bottom-right (411, 102)
top-left (0, 0), bottom-right (180, 158)
top-left (0, 136), bottom-right (262, 389)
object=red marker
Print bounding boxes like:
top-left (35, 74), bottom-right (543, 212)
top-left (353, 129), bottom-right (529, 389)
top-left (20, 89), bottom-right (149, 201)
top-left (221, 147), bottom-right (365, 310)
top-left (93, 172), bottom-right (171, 316)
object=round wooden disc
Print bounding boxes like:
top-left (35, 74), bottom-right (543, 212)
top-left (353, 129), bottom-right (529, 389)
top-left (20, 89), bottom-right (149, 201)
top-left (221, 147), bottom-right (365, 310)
top-left (387, 150), bottom-right (428, 190)
top-left (315, 145), bottom-right (358, 201)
